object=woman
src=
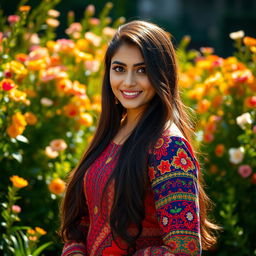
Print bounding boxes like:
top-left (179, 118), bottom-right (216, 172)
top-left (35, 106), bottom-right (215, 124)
top-left (60, 20), bottom-right (218, 256)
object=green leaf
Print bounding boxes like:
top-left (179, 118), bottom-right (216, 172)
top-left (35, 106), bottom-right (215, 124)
top-left (32, 242), bottom-right (53, 256)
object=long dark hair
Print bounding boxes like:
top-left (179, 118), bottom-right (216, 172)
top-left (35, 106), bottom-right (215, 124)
top-left (60, 20), bottom-right (218, 253)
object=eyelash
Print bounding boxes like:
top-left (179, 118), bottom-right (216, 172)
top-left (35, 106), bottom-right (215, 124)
top-left (112, 66), bottom-right (146, 73)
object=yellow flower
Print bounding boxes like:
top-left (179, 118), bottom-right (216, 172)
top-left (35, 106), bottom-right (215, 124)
top-left (76, 39), bottom-right (89, 51)
top-left (26, 59), bottom-right (47, 71)
top-left (3, 61), bottom-right (28, 78)
top-left (35, 227), bottom-right (47, 235)
top-left (12, 112), bottom-right (27, 127)
top-left (91, 103), bottom-right (101, 113)
top-left (10, 175), bottom-right (28, 188)
top-left (24, 112), bottom-right (37, 125)
top-left (70, 81), bottom-right (87, 96)
top-left (8, 89), bottom-right (27, 103)
top-left (74, 49), bottom-right (93, 63)
top-left (78, 113), bottom-right (93, 126)
top-left (48, 178), bottom-right (66, 195)
top-left (46, 41), bottom-right (57, 52)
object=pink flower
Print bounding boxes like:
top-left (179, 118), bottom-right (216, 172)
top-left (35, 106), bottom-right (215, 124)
top-left (238, 165), bottom-right (252, 178)
top-left (253, 125), bottom-right (256, 134)
top-left (65, 22), bottom-right (82, 35)
top-left (50, 139), bottom-right (67, 152)
top-left (45, 146), bottom-right (59, 158)
top-left (8, 15), bottom-right (20, 25)
top-left (12, 205), bottom-right (21, 213)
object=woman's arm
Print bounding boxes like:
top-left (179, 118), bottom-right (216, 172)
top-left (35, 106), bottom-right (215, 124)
top-left (133, 136), bottom-right (201, 256)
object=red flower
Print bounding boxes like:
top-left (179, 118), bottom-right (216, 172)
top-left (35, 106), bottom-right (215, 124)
top-left (157, 160), bottom-right (171, 175)
top-left (187, 240), bottom-right (197, 252)
top-left (172, 148), bottom-right (194, 172)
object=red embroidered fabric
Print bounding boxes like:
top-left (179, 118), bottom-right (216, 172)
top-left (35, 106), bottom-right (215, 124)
top-left (61, 130), bottom-right (202, 256)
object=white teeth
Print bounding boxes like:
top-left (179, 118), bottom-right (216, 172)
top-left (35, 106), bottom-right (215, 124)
top-left (122, 91), bottom-right (140, 96)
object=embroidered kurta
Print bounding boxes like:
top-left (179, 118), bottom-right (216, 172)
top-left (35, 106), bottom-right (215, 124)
top-left (62, 130), bottom-right (202, 256)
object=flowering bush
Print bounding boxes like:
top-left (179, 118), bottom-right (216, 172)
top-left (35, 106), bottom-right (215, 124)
top-left (178, 33), bottom-right (256, 255)
top-left (0, 0), bottom-right (255, 254)
top-left (1, 175), bottom-right (51, 255)
top-left (0, 1), bottom-right (124, 254)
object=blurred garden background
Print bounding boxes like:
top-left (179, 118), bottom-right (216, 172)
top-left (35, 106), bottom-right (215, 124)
top-left (0, 0), bottom-right (255, 255)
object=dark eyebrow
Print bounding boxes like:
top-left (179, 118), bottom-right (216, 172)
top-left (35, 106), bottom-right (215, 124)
top-left (111, 61), bottom-right (145, 67)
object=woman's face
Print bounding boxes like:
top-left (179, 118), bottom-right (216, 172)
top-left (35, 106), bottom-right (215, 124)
top-left (110, 43), bottom-right (156, 116)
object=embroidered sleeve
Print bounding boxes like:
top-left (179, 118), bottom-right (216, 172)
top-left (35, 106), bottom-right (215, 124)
top-left (61, 216), bottom-right (89, 256)
top-left (133, 136), bottom-right (201, 256)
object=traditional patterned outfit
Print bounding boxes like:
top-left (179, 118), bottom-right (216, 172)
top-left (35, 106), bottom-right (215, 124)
top-left (62, 129), bottom-right (202, 256)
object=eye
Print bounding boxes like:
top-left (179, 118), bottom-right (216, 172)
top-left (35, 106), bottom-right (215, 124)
top-left (137, 67), bottom-right (146, 73)
top-left (112, 65), bottom-right (125, 73)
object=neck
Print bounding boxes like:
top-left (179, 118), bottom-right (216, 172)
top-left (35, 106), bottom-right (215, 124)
top-left (122, 108), bottom-right (145, 130)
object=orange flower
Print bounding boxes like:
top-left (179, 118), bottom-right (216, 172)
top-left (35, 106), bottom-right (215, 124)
top-left (27, 229), bottom-right (36, 235)
top-left (205, 122), bottom-right (216, 133)
top-left (15, 53), bottom-right (28, 62)
top-left (19, 5), bottom-right (31, 12)
top-left (12, 112), bottom-right (27, 127)
top-left (35, 227), bottom-right (47, 235)
top-left (48, 178), bottom-right (66, 194)
top-left (212, 95), bottom-right (223, 108)
top-left (6, 124), bottom-right (25, 138)
top-left (210, 165), bottom-right (218, 174)
top-left (56, 78), bottom-right (73, 94)
top-left (78, 113), bottom-right (93, 126)
top-left (243, 36), bottom-right (256, 47)
top-left (215, 144), bottom-right (225, 157)
top-left (197, 99), bottom-right (211, 114)
top-left (203, 133), bottom-right (214, 143)
top-left (0, 78), bottom-right (16, 91)
top-left (245, 96), bottom-right (256, 108)
top-left (63, 103), bottom-right (80, 117)
top-left (24, 112), bottom-right (37, 125)
top-left (10, 175), bottom-right (28, 188)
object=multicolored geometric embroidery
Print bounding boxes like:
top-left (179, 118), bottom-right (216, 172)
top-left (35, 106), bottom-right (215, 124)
top-left (171, 148), bottom-right (195, 172)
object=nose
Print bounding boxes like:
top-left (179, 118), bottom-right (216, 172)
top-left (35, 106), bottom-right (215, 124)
top-left (124, 71), bottom-right (136, 87)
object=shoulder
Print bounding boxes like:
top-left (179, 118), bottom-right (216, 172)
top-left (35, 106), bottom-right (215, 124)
top-left (148, 126), bottom-right (199, 182)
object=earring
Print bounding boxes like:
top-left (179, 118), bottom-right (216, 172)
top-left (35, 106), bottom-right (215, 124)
top-left (115, 97), bottom-right (119, 104)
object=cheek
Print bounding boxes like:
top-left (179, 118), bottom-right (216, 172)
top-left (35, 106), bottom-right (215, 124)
top-left (110, 73), bottom-right (120, 90)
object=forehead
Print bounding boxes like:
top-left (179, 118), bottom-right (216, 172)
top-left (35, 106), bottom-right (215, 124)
top-left (111, 43), bottom-right (144, 64)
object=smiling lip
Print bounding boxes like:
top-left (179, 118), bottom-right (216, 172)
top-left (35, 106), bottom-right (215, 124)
top-left (121, 90), bottom-right (142, 99)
